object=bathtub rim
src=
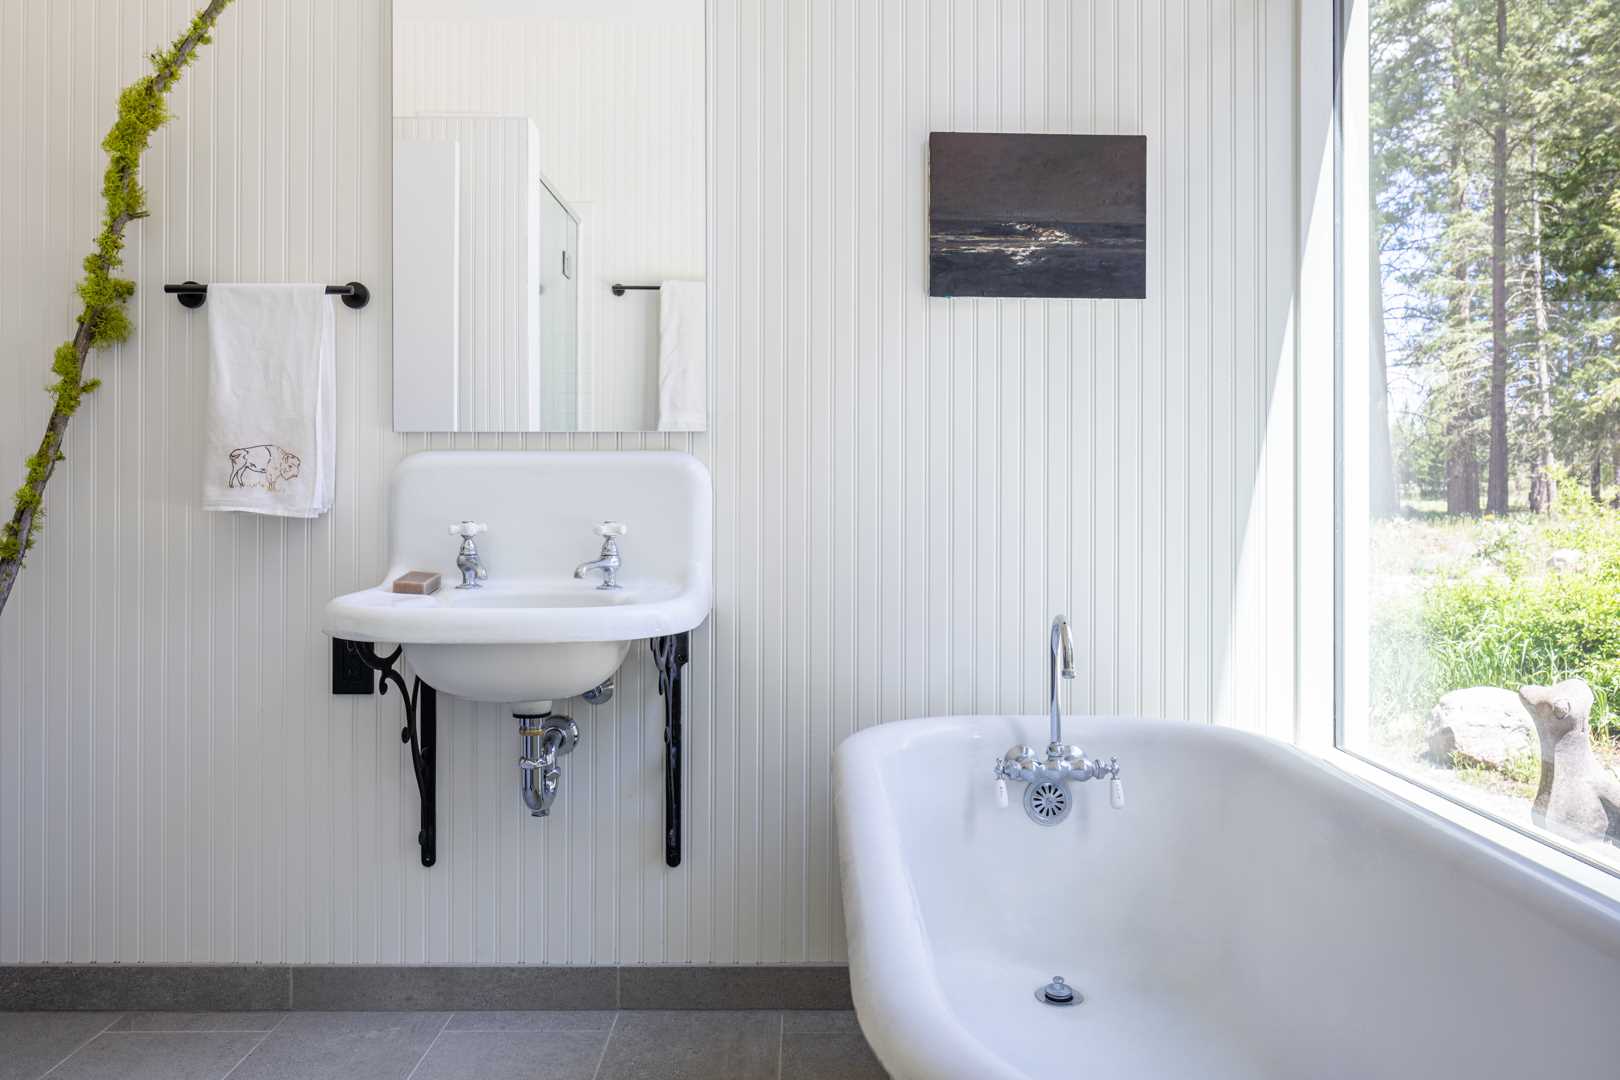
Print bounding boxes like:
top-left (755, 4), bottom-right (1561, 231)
top-left (1322, 742), bottom-right (1620, 911)
top-left (842, 714), bottom-right (1620, 940)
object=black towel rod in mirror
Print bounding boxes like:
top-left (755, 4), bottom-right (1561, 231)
top-left (162, 280), bottom-right (371, 310)
top-left (610, 283), bottom-right (660, 296)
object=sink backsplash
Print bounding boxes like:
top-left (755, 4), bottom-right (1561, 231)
top-left (388, 451), bottom-right (710, 585)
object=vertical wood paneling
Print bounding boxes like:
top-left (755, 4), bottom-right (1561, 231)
top-left (0, 0), bottom-right (1298, 965)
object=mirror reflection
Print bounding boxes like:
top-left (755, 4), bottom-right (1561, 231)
top-left (391, 0), bottom-right (706, 433)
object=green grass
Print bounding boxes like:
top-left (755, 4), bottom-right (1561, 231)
top-left (1368, 477), bottom-right (1620, 770)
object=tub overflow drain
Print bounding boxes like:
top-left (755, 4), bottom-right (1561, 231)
top-left (1036, 975), bottom-right (1081, 1006)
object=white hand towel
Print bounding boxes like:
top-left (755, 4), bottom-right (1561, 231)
top-left (656, 279), bottom-right (707, 432)
top-left (202, 284), bottom-right (336, 517)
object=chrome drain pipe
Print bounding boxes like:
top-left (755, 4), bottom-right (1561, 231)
top-left (517, 714), bottom-right (578, 817)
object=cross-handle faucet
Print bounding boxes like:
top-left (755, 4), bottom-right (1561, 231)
top-left (449, 521), bottom-right (489, 589)
top-left (995, 749), bottom-right (1120, 786)
top-left (993, 745), bottom-right (1125, 813)
top-left (574, 521), bottom-right (627, 590)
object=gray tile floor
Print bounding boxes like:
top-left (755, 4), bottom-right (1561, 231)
top-left (0, 1009), bottom-right (889, 1080)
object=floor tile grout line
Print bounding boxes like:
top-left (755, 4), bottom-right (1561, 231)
top-left (447, 1020), bottom-right (619, 1033)
top-left (218, 1011), bottom-right (288, 1080)
top-left (400, 1012), bottom-right (456, 1080)
top-left (35, 1012), bottom-right (126, 1080)
top-left (92, 1031), bottom-right (276, 1037)
top-left (96, 1012), bottom-right (291, 1034)
top-left (588, 1011), bottom-right (620, 1080)
top-left (102, 1026), bottom-right (284, 1033)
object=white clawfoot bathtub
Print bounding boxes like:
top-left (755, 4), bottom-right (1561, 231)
top-left (834, 715), bottom-right (1620, 1080)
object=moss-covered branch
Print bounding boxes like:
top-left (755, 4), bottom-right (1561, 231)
top-left (0, 0), bottom-right (235, 617)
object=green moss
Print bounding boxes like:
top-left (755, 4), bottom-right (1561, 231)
top-left (0, 1), bottom-right (234, 586)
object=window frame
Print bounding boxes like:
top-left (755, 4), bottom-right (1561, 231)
top-left (1312, 0), bottom-right (1620, 899)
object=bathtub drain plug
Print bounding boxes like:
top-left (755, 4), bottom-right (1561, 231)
top-left (1036, 975), bottom-right (1081, 1007)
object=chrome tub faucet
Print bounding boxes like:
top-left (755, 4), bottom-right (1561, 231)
top-left (574, 521), bottom-right (627, 589)
top-left (992, 614), bottom-right (1124, 825)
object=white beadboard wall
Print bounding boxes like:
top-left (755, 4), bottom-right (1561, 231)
top-left (0, 0), bottom-right (1299, 965)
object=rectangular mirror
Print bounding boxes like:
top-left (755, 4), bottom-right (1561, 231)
top-left (391, 0), bottom-right (706, 433)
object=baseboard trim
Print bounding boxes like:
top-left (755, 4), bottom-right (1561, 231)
top-left (0, 964), bottom-right (853, 1012)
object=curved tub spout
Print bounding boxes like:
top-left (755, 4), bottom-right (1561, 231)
top-left (1048, 614), bottom-right (1076, 750)
top-left (518, 714), bottom-right (578, 817)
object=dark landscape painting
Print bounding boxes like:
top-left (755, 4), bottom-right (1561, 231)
top-left (929, 132), bottom-right (1146, 299)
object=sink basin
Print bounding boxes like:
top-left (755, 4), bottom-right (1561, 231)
top-left (426, 587), bottom-right (638, 610)
top-left (323, 450), bottom-right (711, 705)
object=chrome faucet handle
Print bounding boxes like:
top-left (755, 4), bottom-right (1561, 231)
top-left (1097, 756), bottom-right (1123, 808)
top-left (996, 745), bottom-right (1037, 778)
top-left (591, 522), bottom-right (626, 565)
top-left (575, 522), bottom-right (626, 590)
top-left (450, 521), bottom-right (489, 588)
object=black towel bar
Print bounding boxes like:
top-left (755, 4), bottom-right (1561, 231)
top-left (162, 280), bottom-right (371, 310)
top-left (610, 283), bottom-right (661, 296)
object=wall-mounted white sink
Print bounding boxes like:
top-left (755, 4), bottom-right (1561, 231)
top-left (323, 450), bottom-right (711, 707)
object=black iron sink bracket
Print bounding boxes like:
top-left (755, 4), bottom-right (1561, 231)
top-left (343, 639), bottom-right (439, 868)
top-left (651, 631), bottom-right (691, 868)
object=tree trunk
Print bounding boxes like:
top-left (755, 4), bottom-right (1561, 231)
top-left (1613, 438), bottom-right (1620, 508)
top-left (1369, 219), bottom-right (1400, 516)
top-left (1447, 433), bottom-right (1482, 515)
top-left (1591, 448), bottom-right (1602, 500)
top-left (1444, 133), bottom-right (1479, 518)
top-left (1486, 0), bottom-right (1511, 515)
top-left (1527, 135), bottom-right (1556, 514)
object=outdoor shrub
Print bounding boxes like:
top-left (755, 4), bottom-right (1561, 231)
top-left (1413, 495), bottom-right (1620, 733)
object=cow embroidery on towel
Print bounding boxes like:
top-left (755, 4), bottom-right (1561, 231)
top-left (227, 444), bottom-right (302, 491)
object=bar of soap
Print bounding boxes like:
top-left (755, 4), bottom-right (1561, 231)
top-left (392, 570), bottom-right (441, 595)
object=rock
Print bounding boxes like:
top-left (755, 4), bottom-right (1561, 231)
top-left (1519, 680), bottom-right (1620, 846)
top-left (1426, 687), bottom-right (1536, 769)
top-left (1547, 548), bottom-right (1584, 573)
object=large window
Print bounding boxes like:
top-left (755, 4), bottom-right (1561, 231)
top-left (1339, 0), bottom-right (1620, 873)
